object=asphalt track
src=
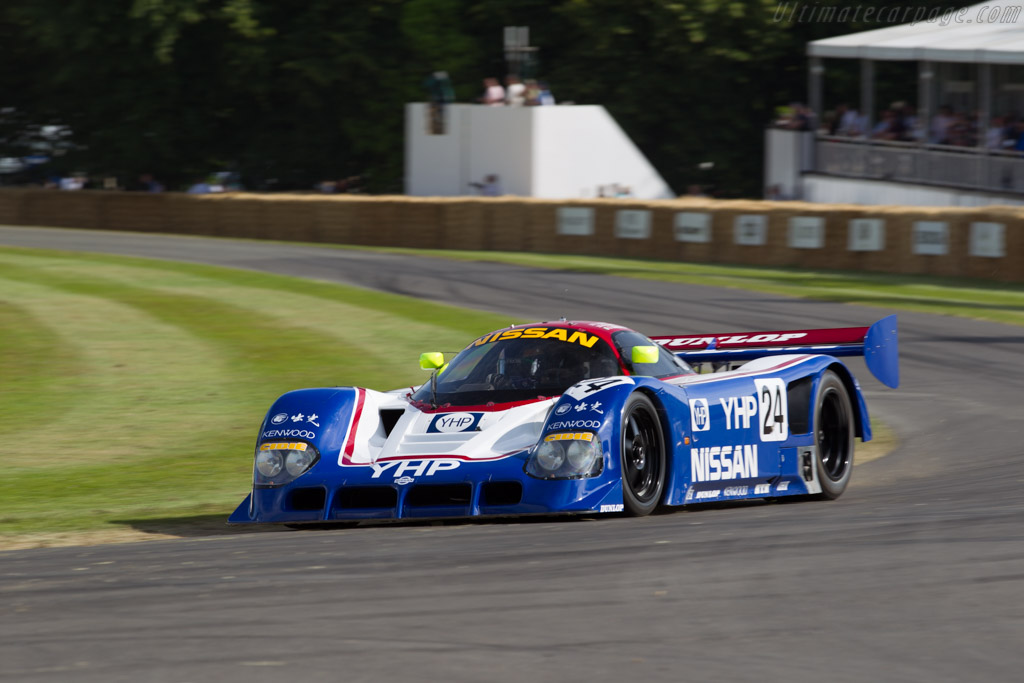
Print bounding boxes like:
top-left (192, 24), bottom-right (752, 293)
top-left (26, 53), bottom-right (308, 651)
top-left (1, 226), bottom-right (1023, 683)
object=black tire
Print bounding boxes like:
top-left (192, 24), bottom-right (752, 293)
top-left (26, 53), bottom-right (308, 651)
top-left (620, 393), bottom-right (666, 516)
top-left (813, 370), bottom-right (856, 500)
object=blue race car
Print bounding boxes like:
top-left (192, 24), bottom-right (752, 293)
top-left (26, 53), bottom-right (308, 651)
top-left (229, 317), bottom-right (898, 525)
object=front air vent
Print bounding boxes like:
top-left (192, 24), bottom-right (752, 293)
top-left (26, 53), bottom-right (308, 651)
top-left (406, 483), bottom-right (472, 507)
top-left (289, 487), bottom-right (326, 511)
top-left (379, 409), bottom-right (405, 436)
top-left (481, 481), bottom-right (523, 506)
top-left (335, 486), bottom-right (398, 510)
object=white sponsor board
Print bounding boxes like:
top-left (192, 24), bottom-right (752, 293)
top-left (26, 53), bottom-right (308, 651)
top-left (788, 216), bottom-right (824, 249)
top-left (557, 207), bottom-right (595, 236)
top-left (615, 209), bottom-right (652, 239)
top-left (674, 212), bottom-right (711, 243)
top-left (912, 221), bottom-right (949, 255)
top-left (848, 218), bottom-right (885, 252)
top-left (969, 222), bottom-right (1005, 258)
top-left (734, 215), bottom-right (767, 246)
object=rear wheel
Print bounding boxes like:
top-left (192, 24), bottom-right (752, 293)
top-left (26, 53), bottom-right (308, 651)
top-left (813, 371), bottom-right (855, 499)
top-left (620, 393), bottom-right (666, 516)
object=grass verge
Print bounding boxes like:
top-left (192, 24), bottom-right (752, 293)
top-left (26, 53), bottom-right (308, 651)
top-left (0, 247), bottom-right (513, 547)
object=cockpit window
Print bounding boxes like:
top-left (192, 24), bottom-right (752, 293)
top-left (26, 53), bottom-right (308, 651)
top-left (411, 327), bottom-right (621, 407)
top-left (611, 330), bottom-right (694, 378)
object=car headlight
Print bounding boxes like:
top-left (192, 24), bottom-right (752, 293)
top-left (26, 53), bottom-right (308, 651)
top-left (534, 441), bottom-right (565, 471)
top-left (256, 450), bottom-right (284, 477)
top-left (566, 438), bottom-right (600, 471)
top-left (526, 432), bottom-right (603, 479)
top-left (254, 441), bottom-right (319, 487)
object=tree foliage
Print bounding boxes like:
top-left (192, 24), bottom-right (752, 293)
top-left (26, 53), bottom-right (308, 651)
top-left (0, 0), bottom-right (958, 195)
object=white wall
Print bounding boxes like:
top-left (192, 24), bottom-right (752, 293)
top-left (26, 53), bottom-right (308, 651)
top-left (803, 174), bottom-right (1024, 207)
top-left (404, 104), bottom-right (465, 196)
top-left (531, 106), bottom-right (673, 199)
top-left (405, 103), bottom-right (673, 199)
top-left (764, 129), bottom-right (813, 200)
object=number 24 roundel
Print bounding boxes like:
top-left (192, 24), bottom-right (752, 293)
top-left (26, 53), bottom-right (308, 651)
top-left (753, 378), bottom-right (788, 442)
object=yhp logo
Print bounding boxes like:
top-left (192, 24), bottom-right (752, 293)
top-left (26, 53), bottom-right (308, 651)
top-left (689, 398), bottom-right (710, 432)
top-left (429, 412), bottom-right (481, 433)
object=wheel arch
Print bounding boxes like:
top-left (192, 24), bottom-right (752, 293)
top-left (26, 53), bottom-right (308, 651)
top-left (632, 385), bottom-right (677, 507)
top-left (824, 362), bottom-right (870, 441)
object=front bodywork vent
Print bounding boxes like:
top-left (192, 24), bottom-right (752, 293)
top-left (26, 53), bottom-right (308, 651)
top-left (406, 483), bottom-right (472, 507)
top-left (335, 486), bottom-right (398, 510)
top-left (289, 487), bottom-right (326, 511)
top-left (480, 481), bottom-right (523, 506)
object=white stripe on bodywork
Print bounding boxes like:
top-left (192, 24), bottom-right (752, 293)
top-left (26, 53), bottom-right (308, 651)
top-left (666, 355), bottom-right (813, 387)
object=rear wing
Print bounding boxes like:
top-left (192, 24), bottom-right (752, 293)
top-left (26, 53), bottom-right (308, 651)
top-left (650, 315), bottom-right (899, 388)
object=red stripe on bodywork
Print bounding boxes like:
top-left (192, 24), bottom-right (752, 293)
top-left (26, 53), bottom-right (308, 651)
top-left (342, 388), bottom-right (366, 461)
top-left (410, 396), bottom-right (554, 413)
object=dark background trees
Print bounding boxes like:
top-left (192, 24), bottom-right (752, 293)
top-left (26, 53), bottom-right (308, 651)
top-left (0, 0), bottom-right (955, 196)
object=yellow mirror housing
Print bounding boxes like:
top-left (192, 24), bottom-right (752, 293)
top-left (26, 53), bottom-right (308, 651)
top-left (420, 352), bottom-right (445, 370)
top-left (631, 345), bottom-right (660, 364)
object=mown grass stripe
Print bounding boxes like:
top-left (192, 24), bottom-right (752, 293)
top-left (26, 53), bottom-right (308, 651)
top-left (0, 271), bottom-right (236, 470)
top-left (0, 299), bottom-right (83, 437)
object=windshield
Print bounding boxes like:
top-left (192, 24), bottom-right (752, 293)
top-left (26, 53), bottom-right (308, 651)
top-left (412, 327), bottom-right (621, 407)
top-left (611, 330), bottom-right (695, 378)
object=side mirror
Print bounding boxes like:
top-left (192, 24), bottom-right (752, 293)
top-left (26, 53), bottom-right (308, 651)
top-left (420, 352), bottom-right (445, 370)
top-left (631, 345), bottom-right (660, 364)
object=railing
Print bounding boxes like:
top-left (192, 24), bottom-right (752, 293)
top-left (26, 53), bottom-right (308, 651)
top-left (815, 136), bottom-right (1024, 195)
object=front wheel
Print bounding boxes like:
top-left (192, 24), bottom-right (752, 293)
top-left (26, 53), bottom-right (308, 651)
top-left (620, 393), bottom-right (666, 516)
top-left (813, 370), bottom-right (855, 499)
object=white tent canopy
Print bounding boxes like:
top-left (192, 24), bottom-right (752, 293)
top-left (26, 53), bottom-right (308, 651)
top-left (808, 1), bottom-right (1024, 64)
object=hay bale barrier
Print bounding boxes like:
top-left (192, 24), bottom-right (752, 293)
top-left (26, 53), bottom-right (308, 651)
top-left (1, 188), bottom-right (1021, 282)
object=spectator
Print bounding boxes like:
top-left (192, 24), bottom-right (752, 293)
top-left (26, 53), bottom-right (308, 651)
top-left (828, 103), bottom-right (848, 135)
top-left (946, 113), bottom-right (974, 146)
top-left (899, 103), bottom-right (924, 141)
top-left (1013, 119), bottom-right (1024, 151)
top-left (784, 103), bottom-right (812, 131)
top-left (871, 109), bottom-right (906, 141)
top-left (986, 116), bottom-right (1007, 149)
top-left (470, 174), bottom-right (501, 196)
top-left (538, 82), bottom-right (556, 106)
top-left (480, 77), bottom-right (505, 106)
top-left (424, 70), bottom-right (454, 134)
top-left (830, 103), bottom-right (865, 137)
top-left (505, 75), bottom-right (526, 106)
top-left (930, 105), bottom-right (955, 144)
top-left (523, 79), bottom-right (541, 106)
